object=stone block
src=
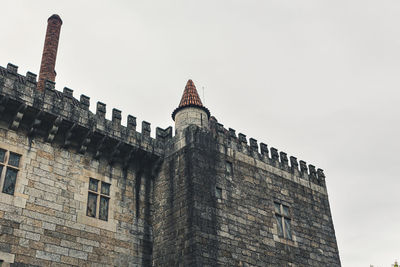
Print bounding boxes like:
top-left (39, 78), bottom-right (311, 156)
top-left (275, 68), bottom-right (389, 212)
top-left (45, 244), bottom-right (69, 256)
top-left (68, 249), bottom-right (88, 260)
top-left (25, 231), bottom-right (41, 241)
top-left (36, 250), bottom-right (61, 262)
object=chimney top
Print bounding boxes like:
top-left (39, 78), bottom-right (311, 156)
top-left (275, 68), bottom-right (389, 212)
top-left (48, 14), bottom-right (63, 24)
top-left (37, 14), bottom-right (63, 91)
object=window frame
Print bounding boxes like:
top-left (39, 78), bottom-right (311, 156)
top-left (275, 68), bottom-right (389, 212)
top-left (86, 178), bottom-right (111, 221)
top-left (0, 148), bottom-right (21, 196)
top-left (274, 202), bottom-right (292, 240)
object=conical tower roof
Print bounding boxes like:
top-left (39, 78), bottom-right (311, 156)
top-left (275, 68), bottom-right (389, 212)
top-left (178, 79), bottom-right (203, 107)
top-left (172, 79), bottom-right (210, 120)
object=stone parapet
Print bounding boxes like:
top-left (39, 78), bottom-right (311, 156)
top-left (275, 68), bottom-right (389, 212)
top-left (164, 118), bottom-right (327, 190)
top-left (208, 117), bottom-right (327, 188)
top-left (0, 63), bottom-right (172, 165)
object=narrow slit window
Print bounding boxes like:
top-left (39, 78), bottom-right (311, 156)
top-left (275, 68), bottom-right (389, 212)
top-left (215, 187), bottom-right (222, 199)
top-left (225, 161), bottom-right (233, 177)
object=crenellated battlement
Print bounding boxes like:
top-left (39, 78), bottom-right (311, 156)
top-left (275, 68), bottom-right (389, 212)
top-left (0, 62), bottom-right (326, 187)
top-left (0, 63), bottom-right (173, 165)
top-left (209, 117), bottom-right (326, 188)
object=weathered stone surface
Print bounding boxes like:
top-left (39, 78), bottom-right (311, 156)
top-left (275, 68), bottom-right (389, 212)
top-left (153, 126), bottom-right (340, 266)
top-left (0, 65), bottom-right (340, 266)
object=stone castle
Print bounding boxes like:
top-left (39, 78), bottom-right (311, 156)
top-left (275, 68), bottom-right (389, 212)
top-left (0, 15), bottom-right (341, 266)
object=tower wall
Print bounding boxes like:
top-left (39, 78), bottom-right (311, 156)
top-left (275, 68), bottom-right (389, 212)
top-left (174, 107), bottom-right (209, 134)
top-left (152, 126), bottom-right (219, 266)
top-left (153, 124), bottom-right (341, 266)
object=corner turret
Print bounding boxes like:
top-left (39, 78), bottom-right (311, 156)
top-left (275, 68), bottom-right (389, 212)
top-left (172, 79), bottom-right (210, 134)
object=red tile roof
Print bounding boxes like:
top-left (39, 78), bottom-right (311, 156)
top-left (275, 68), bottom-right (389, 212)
top-left (172, 79), bottom-right (210, 120)
top-left (178, 79), bottom-right (204, 107)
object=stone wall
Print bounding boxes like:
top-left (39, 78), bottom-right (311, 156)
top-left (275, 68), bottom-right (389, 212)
top-left (153, 125), bottom-right (340, 266)
top-left (211, 130), bottom-right (341, 266)
top-left (0, 129), bottom-right (153, 266)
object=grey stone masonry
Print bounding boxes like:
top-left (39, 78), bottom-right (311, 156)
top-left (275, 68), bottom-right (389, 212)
top-left (153, 125), bottom-right (340, 266)
top-left (0, 63), bottom-right (340, 266)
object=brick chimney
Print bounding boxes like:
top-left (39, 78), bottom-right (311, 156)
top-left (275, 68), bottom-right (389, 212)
top-left (37, 14), bottom-right (63, 91)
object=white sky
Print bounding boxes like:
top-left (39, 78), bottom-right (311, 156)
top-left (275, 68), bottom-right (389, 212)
top-left (1, 1), bottom-right (399, 266)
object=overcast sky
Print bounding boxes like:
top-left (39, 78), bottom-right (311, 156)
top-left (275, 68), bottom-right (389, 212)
top-left (1, 1), bottom-right (399, 266)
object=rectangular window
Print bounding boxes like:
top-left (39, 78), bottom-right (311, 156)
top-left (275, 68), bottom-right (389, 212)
top-left (87, 178), bottom-right (110, 221)
top-left (274, 202), bottom-right (292, 240)
top-left (225, 161), bottom-right (233, 176)
top-left (8, 152), bottom-right (20, 167)
top-left (215, 186), bottom-right (222, 199)
top-left (99, 196), bottom-right (109, 220)
top-left (101, 182), bottom-right (110, 196)
top-left (275, 214), bottom-right (283, 236)
top-left (284, 217), bottom-right (292, 240)
top-left (87, 192), bottom-right (97, 217)
top-left (0, 148), bottom-right (21, 196)
top-left (89, 178), bottom-right (98, 192)
top-left (3, 168), bottom-right (18, 195)
top-left (0, 149), bottom-right (6, 162)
